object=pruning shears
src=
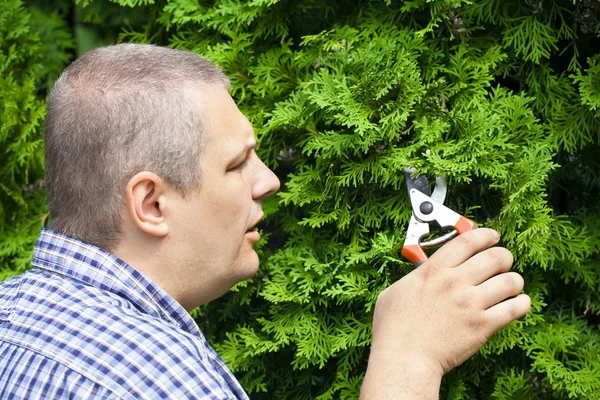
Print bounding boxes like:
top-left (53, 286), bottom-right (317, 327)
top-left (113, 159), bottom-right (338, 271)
top-left (401, 168), bottom-right (477, 266)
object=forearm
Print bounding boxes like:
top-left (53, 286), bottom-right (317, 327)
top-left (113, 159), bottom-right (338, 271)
top-left (360, 351), bottom-right (442, 400)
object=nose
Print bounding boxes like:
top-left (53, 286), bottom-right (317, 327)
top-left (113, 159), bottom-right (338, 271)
top-left (252, 157), bottom-right (280, 201)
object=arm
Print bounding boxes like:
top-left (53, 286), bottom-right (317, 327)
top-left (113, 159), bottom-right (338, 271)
top-left (360, 228), bottom-right (531, 399)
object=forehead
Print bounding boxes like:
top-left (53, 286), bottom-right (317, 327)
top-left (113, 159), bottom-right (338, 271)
top-left (197, 86), bottom-right (254, 155)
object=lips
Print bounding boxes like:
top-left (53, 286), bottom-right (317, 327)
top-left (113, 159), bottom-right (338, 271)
top-left (245, 214), bottom-right (262, 243)
top-left (246, 213), bottom-right (264, 233)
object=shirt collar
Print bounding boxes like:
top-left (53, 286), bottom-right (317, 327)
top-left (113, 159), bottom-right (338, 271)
top-left (31, 228), bottom-right (204, 339)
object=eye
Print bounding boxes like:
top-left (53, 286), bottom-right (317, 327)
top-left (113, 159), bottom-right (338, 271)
top-left (230, 159), bottom-right (247, 171)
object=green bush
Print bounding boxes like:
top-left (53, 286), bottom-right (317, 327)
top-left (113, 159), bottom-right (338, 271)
top-left (2, 0), bottom-right (599, 398)
top-left (0, 0), bottom-right (71, 281)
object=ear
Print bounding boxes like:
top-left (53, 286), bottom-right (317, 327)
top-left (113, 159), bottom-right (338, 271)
top-left (124, 171), bottom-right (169, 237)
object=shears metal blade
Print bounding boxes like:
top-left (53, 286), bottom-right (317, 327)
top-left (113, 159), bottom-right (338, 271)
top-left (402, 168), bottom-right (477, 266)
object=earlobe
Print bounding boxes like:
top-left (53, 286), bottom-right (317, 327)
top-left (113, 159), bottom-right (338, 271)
top-left (125, 172), bottom-right (169, 237)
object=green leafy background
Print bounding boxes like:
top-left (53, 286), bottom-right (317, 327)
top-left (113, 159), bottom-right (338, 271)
top-left (1, 0), bottom-right (599, 398)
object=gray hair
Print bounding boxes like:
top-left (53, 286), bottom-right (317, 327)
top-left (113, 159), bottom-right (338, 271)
top-left (44, 44), bottom-right (230, 250)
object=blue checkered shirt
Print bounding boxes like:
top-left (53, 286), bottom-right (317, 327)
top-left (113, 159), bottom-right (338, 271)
top-left (0, 229), bottom-right (249, 399)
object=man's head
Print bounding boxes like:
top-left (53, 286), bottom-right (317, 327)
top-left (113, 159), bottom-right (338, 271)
top-left (45, 44), bottom-right (280, 308)
top-left (45, 43), bottom-right (230, 250)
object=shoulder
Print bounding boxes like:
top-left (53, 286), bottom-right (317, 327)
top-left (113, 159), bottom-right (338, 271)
top-left (70, 304), bottom-right (237, 399)
top-left (1, 270), bottom-right (243, 399)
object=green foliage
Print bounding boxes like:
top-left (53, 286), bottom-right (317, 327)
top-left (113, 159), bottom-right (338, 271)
top-left (3, 0), bottom-right (600, 398)
top-left (524, 310), bottom-right (600, 398)
top-left (0, 0), bottom-right (72, 280)
top-left (572, 55), bottom-right (600, 113)
top-left (491, 368), bottom-right (534, 399)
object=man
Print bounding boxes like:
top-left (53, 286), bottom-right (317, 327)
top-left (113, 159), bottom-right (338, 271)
top-left (0, 44), bottom-right (530, 399)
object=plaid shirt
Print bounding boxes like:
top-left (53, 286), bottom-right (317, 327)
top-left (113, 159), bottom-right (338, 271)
top-left (0, 229), bottom-right (249, 399)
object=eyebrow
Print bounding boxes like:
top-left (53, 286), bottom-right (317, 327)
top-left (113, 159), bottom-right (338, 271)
top-left (230, 139), bottom-right (257, 163)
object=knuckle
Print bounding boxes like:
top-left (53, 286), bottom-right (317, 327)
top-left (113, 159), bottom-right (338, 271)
top-left (485, 248), bottom-right (514, 271)
top-left (503, 272), bottom-right (524, 291)
top-left (419, 262), bottom-right (438, 282)
top-left (487, 248), bottom-right (504, 264)
top-left (441, 274), bottom-right (459, 292)
top-left (508, 300), bottom-right (522, 319)
top-left (502, 274), bottom-right (516, 288)
top-left (455, 293), bottom-right (470, 310)
top-left (468, 311), bottom-right (487, 331)
top-left (456, 233), bottom-right (475, 249)
top-left (495, 247), bottom-right (513, 264)
top-left (455, 229), bottom-right (497, 251)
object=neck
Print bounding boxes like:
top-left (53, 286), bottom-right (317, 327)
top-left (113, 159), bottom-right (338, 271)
top-left (112, 234), bottom-right (194, 309)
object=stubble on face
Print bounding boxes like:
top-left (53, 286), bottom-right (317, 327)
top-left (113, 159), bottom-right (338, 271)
top-left (170, 86), bottom-right (274, 305)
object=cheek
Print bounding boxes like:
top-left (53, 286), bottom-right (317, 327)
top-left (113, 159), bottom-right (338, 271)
top-left (205, 182), bottom-right (252, 232)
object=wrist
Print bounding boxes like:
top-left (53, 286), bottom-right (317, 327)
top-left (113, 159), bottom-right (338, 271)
top-left (360, 350), bottom-right (442, 400)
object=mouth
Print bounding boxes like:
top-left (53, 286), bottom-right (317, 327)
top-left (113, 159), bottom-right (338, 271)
top-left (245, 214), bottom-right (264, 235)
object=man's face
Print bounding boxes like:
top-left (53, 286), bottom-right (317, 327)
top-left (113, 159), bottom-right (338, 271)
top-left (168, 86), bottom-right (280, 304)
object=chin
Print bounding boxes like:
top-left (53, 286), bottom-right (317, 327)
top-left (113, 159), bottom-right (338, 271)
top-left (243, 258), bottom-right (260, 279)
top-left (237, 253), bottom-right (260, 280)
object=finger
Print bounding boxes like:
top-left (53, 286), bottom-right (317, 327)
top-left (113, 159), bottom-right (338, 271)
top-left (484, 293), bottom-right (531, 334)
top-left (457, 247), bottom-right (514, 285)
top-left (426, 228), bottom-right (500, 270)
top-left (475, 272), bottom-right (524, 309)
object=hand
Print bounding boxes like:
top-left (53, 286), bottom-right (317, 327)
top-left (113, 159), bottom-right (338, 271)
top-left (360, 228), bottom-right (531, 399)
